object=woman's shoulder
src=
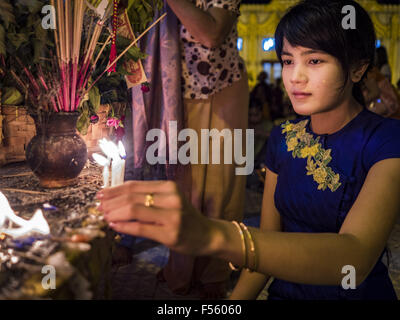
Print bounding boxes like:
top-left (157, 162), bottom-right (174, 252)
top-left (361, 109), bottom-right (400, 135)
top-left (361, 110), bottom-right (400, 170)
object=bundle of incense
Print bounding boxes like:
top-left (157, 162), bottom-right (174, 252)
top-left (12, 0), bottom-right (166, 113)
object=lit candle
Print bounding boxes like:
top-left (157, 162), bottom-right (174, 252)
top-left (0, 192), bottom-right (50, 239)
top-left (93, 139), bottom-right (126, 187)
top-left (111, 141), bottom-right (126, 187)
top-left (92, 153), bottom-right (111, 188)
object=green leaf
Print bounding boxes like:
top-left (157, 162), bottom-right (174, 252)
top-left (7, 32), bottom-right (29, 49)
top-left (127, 0), bottom-right (139, 11)
top-left (15, 0), bottom-right (43, 14)
top-left (1, 87), bottom-right (23, 105)
top-left (76, 102), bottom-right (90, 135)
top-left (0, 1), bottom-right (15, 29)
top-left (157, 0), bottom-right (164, 11)
top-left (89, 86), bottom-right (101, 113)
top-left (117, 63), bottom-right (133, 75)
top-left (142, 1), bottom-right (154, 14)
top-left (127, 45), bottom-right (147, 61)
top-left (33, 20), bottom-right (48, 63)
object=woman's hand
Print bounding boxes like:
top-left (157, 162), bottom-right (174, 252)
top-left (97, 180), bottom-right (215, 255)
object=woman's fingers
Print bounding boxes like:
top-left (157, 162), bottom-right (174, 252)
top-left (109, 221), bottom-right (164, 243)
top-left (97, 180), bottom-right (178, 200)
top-left (109, 219), bottom-right (181, 246)
top-left (105, 204), bottom-right (174, 225)
top-left (100, 192), bottom-right (182, 213)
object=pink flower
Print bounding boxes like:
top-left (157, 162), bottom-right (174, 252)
top-left (106, 117), bottom-right (120, 129)
top-left (90, 115), bottom-right (99, 124)
top-left (141, 82), bottom-right (150, 93)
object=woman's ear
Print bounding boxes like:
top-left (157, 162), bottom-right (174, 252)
top-left (351, 62), bottom-right (370, 83)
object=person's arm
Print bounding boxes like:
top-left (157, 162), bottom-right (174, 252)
top-left (99, 158), bottom-right (400, 286)
top-left (165, 0), bottom-right (237, 48)
top-left (211, 158), bottom-right (400, 286)
top-left (362, 77), bottom-right (380, 105)
top-left (229, 168), bottom-right (281, 300)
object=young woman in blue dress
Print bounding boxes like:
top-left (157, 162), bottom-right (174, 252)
top-left (97, 0), bottom-right (400, 299)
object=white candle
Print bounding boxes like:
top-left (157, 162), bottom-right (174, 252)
top-left (92, 153), bottom-right (111, 188)
top-left (111, 158), bottom-right (125, 187)
top-left (112, 141), bottom-right (126, 187)
top-left (93, 139), bottom-right (126, 187)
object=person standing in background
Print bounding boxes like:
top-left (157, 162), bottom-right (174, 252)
top-left (156, 0), bottom-right (249, 299)
top-left (270, 78), bottom-right (284, 120)
top-left (361, 67), bottom-right (399, 119)
top-left (375, 46), bottom-right (392, 82)
top-left (251, 71), bottom-right (273, 120)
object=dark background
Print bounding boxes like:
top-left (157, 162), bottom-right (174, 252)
top-left (241, 0), bottom-right (399, 4)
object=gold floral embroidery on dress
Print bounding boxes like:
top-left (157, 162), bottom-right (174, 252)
top-left (281, 120), bottom-right (341, 192)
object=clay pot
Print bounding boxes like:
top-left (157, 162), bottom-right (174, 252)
top-left (26, 112), bottom-right (88, 188)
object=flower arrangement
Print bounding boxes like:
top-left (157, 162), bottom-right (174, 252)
top-left (0, 0), bottom-right (164, 134)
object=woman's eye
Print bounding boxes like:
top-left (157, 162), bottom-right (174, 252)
top-left (282, 59), bottom-right (292, 65)
top-left (309, 59), bottom-right (322, 65)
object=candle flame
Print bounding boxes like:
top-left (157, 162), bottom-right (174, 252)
top-left (92, 153), bottom-right (109, 166)
top-left (94, 139), bottom-right (126, 187)
top-left (0, 191), bottom-right (50, 239)
top-left (99, 138), bottom-right (120, 160)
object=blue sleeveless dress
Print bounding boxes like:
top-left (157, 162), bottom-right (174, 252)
top-left (265, 108), bottom-right (400, 300)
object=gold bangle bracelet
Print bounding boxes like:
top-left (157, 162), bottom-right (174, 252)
top-left (229, 221), bottom-right (246, 271)
top-left (240, 222), bottom-right (257, 272)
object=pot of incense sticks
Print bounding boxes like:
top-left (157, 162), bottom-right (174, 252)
top-left (25, 111), bottom-right (88, 188)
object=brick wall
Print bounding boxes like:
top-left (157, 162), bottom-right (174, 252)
top-left (0, 106), bottom-right (36, 166)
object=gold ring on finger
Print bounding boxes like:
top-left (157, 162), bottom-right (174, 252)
top-left (144, 193), bottom-right (154, 207)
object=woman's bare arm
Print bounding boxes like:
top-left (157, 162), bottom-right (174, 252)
top-left (229, 168), bottom-right (281, 299)
top-left (166, 0), bottom-right (237, 48)
top-left (213, 158), bottom-right (400, 286)
top-left (101, 159), bottom-right (400, 287)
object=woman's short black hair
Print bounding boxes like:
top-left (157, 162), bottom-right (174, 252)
top-left (274, 0), bottom-right (376, 105)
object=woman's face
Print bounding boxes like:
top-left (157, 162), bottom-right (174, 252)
top-left (281, 38), bottom-right (351, 116)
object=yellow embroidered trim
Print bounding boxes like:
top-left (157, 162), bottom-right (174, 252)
top-left (281, 120), bottom-right (341, 192)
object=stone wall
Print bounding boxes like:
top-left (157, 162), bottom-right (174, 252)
top-left (0, 106), bottom-right (36, 166)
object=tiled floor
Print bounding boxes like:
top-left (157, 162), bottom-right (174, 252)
top-left (108, 187), bottom-right (400, 300)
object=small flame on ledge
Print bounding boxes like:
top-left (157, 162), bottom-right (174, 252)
top-left (0, 192), bottom-right (50, 239)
